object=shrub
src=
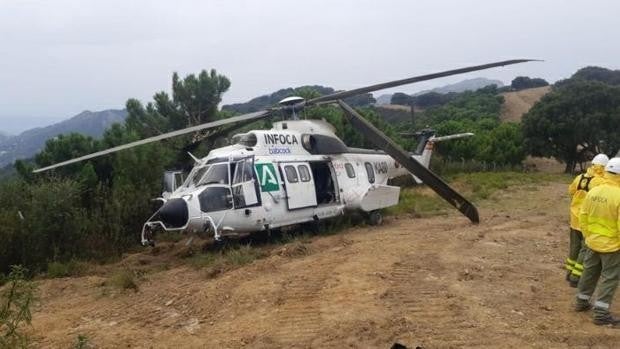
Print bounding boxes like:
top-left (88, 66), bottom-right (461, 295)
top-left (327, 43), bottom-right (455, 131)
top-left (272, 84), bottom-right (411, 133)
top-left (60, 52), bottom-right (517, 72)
top-left (46, 260), bottom-right (89, 278)
top-left (108, 269), bottom-right (138, 292)
top-left (0, 266), bottom-right (37, 348)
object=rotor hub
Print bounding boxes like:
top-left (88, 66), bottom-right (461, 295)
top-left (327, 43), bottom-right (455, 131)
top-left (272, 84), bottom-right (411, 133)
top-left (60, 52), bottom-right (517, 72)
top-left (278, 96), bottom-right (307, 120)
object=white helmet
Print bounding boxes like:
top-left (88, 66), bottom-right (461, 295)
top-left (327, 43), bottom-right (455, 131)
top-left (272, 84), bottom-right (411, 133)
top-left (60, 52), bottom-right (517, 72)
top-left (605, 157), bottom-right (620, 174)
top-left (592, 153), bottom-right (609, 166)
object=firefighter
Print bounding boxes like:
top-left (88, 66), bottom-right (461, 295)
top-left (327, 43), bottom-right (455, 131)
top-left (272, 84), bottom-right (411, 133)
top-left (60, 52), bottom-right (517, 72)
top-left (566, 154), bottom-right (609, 287)
top-left (575, 157), bottom-right (620, 326)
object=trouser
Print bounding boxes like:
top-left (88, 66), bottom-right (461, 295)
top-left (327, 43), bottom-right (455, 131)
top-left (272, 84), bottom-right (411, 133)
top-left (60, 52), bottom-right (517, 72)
top-left (576, 247), bottom-right (620, 318)
top-left (568, 229), bottom-right (586, 281)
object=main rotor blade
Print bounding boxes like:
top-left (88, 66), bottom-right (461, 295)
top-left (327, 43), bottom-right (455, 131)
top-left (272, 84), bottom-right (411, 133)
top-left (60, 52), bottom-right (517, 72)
top-left (33, 110), bottom-right (272, 173)
top-left (309, 59), bottom-right (538, 105)
top-left (337, 100), bottom-right (479, 223)
top-left (182, 114), bottom-right (264, 153)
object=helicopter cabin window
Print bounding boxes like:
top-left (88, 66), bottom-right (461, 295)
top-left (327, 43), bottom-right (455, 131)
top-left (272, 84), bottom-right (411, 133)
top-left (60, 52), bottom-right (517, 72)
top-left (364, 162), bottom-right (375, 184)
top-left (345, 163), bottom-right (355, 178)
top-left (298, 165), bottom-right (311, 182)
top-left (198, 187), bottom-right (233, 212)
top-left (284, 165), bottom-right (298, 183)
top-left (198, 163), bottom-right (229, 186)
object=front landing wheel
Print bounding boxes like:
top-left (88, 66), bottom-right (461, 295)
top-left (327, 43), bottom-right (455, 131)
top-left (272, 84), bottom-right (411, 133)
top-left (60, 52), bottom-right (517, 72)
top-left (367, 210), bottom-right (383, 226)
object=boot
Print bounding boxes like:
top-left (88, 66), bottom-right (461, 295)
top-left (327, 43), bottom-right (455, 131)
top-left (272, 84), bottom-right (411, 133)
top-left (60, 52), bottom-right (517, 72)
top-left (575, 301), bottom-right (591, 312)
top-left (569, 278), bottom-right (579, 288)
top-left (593, 313), bottom-right (620, 327)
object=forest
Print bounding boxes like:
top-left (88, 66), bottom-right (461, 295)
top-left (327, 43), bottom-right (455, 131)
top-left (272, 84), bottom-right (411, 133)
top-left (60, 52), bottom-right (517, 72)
top-left (1, 66), bottom-right (620, 278)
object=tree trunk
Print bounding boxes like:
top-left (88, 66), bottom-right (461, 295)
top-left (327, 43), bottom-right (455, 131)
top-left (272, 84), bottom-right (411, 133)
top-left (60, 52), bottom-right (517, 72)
top-left (564, 158), bottom-right (576, 174)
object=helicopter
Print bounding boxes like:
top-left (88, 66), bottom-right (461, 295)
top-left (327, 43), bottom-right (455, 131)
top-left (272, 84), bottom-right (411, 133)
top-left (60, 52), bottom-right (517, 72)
top-left (33, 59), bottom-right (537, 245)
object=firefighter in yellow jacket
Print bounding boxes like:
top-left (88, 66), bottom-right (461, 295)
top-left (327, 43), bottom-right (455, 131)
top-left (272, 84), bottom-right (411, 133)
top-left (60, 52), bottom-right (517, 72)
top-left (566, 154), bottom-right (609, 287)
top-left (575, 157), bottom-right (620, 326)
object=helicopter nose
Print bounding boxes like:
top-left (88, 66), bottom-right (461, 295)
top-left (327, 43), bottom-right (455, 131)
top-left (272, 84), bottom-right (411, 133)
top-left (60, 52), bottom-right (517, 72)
top-left (158, 198), bottom-right (189, 228)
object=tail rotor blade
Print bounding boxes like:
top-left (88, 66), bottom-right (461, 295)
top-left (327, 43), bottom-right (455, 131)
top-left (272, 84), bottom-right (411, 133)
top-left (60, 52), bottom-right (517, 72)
top-left (337, 100), bottom-right (479, 223)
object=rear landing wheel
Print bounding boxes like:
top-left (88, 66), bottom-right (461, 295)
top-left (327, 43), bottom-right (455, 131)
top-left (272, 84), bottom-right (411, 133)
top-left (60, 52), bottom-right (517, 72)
top-left (368, 210), bottom-right (383, 226)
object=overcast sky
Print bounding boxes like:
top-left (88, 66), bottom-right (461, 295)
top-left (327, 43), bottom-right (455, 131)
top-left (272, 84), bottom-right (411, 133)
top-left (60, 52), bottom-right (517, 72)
top-left (0, 0), bottom-right (618, 134)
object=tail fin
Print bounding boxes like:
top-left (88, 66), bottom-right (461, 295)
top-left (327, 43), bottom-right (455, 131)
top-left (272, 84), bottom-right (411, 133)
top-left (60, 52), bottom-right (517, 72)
top-left (420, 132), bottom-right (474, 165)
top-left (403, 130), bottom-right (474, 184)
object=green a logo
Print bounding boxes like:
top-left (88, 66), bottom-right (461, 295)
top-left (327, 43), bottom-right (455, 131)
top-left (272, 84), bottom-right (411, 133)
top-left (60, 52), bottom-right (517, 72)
top-left (255, 163), bottom-right (279, 192)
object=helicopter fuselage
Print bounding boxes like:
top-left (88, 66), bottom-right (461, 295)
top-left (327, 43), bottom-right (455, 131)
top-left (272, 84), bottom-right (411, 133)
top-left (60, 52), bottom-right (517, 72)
top-left (141, 119), bottom-right (432, 244)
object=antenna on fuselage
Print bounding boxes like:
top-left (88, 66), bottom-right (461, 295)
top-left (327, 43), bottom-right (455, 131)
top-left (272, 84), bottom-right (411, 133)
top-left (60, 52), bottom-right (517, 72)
top-left (278, 96), bottom-right (306, 120)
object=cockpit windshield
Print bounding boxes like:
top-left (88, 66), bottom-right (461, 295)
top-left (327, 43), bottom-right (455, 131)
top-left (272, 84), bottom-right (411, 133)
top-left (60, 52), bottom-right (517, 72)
top-left (182, 166), bottom-right (208, 188)
top-left (182, 163), bottom-right (230, 188)
top-left (198, 163), bottom-right (229, 185)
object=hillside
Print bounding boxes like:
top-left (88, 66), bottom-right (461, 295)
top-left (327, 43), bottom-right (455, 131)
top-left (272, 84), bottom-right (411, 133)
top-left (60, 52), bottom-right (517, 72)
top-left (374, 77), bottom-right (504, 106)
top-left (500, 86), bottom-right (551, 122)
top-left (414, 77), bottom-right (504, 96)
top-left (26, 177), bottom-right (620, 348)
top-left (0, 109), bottom-right (127, 167)
top-left (222, 86), bottom-right (374, 114)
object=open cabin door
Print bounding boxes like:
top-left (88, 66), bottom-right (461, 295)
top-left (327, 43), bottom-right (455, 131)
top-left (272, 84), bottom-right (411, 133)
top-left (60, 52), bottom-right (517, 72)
top-left (279, 162), bottom-right (318, 210)
top-left (232, 157), bottom-right (259, 208)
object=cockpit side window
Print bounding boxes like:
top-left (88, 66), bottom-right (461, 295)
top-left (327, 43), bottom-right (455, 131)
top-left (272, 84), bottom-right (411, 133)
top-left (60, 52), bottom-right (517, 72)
top-left (233, 159), bottom-right (254, 184)
top-left (198, 187), bottom-right (233, 212)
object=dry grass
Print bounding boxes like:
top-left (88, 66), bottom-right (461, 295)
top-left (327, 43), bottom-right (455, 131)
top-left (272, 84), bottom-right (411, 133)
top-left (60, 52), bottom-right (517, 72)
top-left (500, 86), bottom-right (550, 122)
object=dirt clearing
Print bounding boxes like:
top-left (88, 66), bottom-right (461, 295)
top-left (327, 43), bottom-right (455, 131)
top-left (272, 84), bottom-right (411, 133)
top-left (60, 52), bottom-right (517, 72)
top-left (500, 86), bottom-right (551, 122)
top-left (28, 180), bottom-right (620, 348)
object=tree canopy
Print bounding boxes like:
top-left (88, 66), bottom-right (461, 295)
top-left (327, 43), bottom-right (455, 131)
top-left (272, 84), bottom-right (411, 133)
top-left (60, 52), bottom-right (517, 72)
top-left (412, 85), bottom-right (525, 166)
top-left (522, 79), bottom-right (620, 172)
top-left (510, 76), bottom-right (549, 91)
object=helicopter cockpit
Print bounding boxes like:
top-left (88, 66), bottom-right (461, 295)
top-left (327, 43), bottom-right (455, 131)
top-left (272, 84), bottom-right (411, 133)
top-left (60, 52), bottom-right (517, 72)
top-left (167, 157), bottom-right (259, 218)
top-left (144, 156), bottom-right (261, 243)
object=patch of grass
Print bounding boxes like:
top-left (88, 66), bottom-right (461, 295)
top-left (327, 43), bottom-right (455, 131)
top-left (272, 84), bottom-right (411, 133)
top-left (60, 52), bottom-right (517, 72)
top-left (73, 334), bottom-right (91, 349)
top-left (188, 244), bottom-right (268, 278)
top-left (107, 269), bottom-right (138, 292)
top-left (278, 240), bottom-right (311, 258)
top-left (453, 171), bottom-right (569, 200)
top-left (387, 171), bottom-right (569, 216)
top-left (188, 252), bottom-right (219, 269)
top-left (46, 260), bottom-right (90, 278)
top-left (386, 188), bottom-right (449, 217)
top-left (156, 231), bottom-right (185, 243)
top-left (225, 245), bottom-right (266, 266)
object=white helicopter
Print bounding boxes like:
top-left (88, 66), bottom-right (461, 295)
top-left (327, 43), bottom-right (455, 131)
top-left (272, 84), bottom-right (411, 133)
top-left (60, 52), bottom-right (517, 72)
top-left (34, 59), bottom-right (536, 245)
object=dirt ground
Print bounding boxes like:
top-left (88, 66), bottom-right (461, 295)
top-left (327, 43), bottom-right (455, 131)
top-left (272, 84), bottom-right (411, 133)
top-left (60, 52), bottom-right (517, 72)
top-left (28, 180), bottom-right (620, 348)
top-left (500, 86), bottom-right (551, 122)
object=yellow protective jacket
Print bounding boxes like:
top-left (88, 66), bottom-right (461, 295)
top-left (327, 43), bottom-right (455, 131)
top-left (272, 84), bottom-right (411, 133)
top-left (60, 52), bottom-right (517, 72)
top-left (579, 172), bottom-right (620, 253)
top-left (569, 165), bottom-right (606, 230)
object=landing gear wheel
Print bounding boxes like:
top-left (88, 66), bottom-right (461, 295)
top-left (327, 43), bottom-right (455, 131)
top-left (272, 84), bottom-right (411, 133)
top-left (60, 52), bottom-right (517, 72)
top-left (368, 210), bottom-right (383, 226)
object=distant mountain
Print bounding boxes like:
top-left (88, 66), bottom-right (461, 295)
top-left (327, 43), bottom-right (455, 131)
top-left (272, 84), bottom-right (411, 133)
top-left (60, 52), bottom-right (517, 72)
top-left (222, 85), bottom-right (375, 114)
top-left (0, 131), bottom-right (10, 142)
top-left (414, 77), bottom-right (504, 95)
top-left (372, 78), bottom-right (504, 107)
top-left (0, 109), bottom-right (127, 167)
